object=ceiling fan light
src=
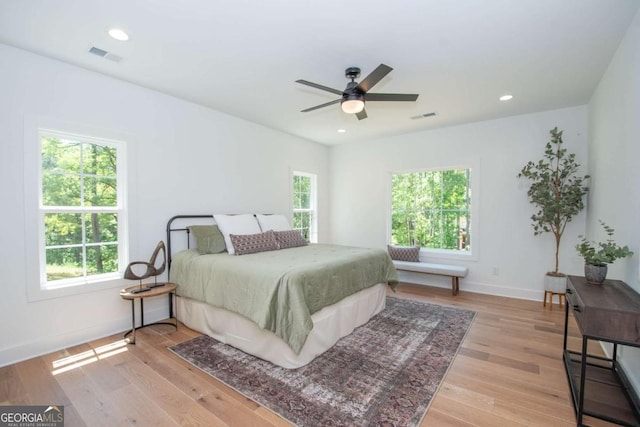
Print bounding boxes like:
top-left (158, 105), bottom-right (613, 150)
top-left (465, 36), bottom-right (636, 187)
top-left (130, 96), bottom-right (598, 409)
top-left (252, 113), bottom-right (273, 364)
top-left (341, 98), bottom-right (365, 114)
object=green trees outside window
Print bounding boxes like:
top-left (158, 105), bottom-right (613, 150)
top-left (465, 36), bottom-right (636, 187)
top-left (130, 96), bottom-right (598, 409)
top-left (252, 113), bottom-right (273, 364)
top-left (41, 134), bottom-right (121, 283)
top-left (391, 169), bottom-right (471, 251)
top-left (292, 172), bottom-right (316, 242)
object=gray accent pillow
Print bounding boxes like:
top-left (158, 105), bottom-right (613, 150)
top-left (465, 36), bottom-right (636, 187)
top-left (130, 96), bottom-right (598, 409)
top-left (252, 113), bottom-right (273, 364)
top-left (387, 245), bottom-right (420, 262)
top-left (230, 230), bottom-right (280, 255)
top-left (189, 225), bottom-right (226, 254)
top-left (274, 229), bottom-right (308, 249)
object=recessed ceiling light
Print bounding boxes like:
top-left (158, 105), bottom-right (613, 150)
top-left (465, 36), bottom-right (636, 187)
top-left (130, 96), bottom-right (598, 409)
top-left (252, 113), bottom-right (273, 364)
top-left (108, 28), bottom-right (129, 41)
top-left (499, 94), bottom-right (513, 101)
top-left (337, 129), bottom-right (346, 133)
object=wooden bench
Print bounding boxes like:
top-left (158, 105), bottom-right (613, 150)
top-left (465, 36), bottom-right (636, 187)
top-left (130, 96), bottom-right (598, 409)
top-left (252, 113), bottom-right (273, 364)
top-left (392, 260), bottom-right (468, 296)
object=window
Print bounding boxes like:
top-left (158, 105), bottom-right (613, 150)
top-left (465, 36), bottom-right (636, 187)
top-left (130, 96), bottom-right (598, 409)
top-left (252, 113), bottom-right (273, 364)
top-left (292, 171), bottom-right (317, 243)
top-left (39, 129), bottom-right (126, 289)
top-left (390, 168), bottom-right (471, 252)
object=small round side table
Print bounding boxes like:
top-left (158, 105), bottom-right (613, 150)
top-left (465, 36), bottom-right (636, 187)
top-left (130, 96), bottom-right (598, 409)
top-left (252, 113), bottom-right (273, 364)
top-left (119, 282), bottom-right (177, 344)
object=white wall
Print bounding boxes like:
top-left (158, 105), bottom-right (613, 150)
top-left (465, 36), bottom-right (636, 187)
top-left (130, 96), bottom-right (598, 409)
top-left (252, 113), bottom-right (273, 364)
top-left (0, 43), bottom-right (329, 366)
top-left (588, 9), bottom-right (640, 394)
top-left (329, 106), bottom-right (589, 300)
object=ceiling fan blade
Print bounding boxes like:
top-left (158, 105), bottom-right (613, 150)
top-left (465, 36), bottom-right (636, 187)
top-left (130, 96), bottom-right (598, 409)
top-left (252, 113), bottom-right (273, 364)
top-left (365, 93), bottom-right (419, 102)
top-left (296, 79), bottom-right (344, 96)
top-left (301, 98), bottom-right (341, 112)
top-left (356, 64), bottom-right (393, 93)
top-left (356, 109), bottom-right (368, 120)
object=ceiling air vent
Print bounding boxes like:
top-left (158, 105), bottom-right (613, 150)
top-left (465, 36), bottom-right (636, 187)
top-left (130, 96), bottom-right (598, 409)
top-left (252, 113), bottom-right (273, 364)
top-left (89, 46), bottom-right (108, 57)
top-left (88, 46), bottom-right (123, 63)
top-left (104, 52), bottom-right (123, 62)
top-left (410, 112), bottom-right (437, 120)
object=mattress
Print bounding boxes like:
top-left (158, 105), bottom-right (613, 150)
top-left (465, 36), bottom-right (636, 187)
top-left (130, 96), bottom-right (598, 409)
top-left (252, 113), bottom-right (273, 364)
top-left (177, 283), bottom-right (387, 368)
top-left (169, 244), bottom-right (398, 353)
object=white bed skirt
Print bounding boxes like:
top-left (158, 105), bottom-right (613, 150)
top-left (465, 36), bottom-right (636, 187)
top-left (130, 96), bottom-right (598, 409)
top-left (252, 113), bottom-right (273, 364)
top-left (176, 283), bottom-right (387, 369)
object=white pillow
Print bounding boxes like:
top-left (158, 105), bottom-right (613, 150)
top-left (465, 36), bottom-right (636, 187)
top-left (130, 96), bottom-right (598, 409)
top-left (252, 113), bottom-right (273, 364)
top-left (256, 214), bottom-right (292, 232)
top-left (213, 214), bottom-right (262, 255)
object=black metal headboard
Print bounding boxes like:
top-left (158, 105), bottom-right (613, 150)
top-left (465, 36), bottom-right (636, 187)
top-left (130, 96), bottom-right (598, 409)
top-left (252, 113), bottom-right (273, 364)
top-left (166, 214), bottom-right (214, 276)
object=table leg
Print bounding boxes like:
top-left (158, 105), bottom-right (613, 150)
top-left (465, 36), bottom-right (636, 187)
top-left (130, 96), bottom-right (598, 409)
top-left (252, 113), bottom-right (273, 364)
top-left (563, 297), bottom-right (569, 350)
top-left (577, 336), bottom-right (589, 425)
top-left (130, 300), bottom-right (136, 344)
top-left (140, 298), bottom-right (144, 326)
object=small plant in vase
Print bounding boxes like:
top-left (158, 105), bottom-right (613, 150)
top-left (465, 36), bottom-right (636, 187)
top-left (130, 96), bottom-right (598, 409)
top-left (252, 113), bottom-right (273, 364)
top-left (576, 221), bottom-right (633, 284)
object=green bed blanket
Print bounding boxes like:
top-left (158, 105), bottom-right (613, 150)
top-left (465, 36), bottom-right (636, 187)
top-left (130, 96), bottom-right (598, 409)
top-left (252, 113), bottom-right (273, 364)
top-left (170, 244), bottom-right (398, 354)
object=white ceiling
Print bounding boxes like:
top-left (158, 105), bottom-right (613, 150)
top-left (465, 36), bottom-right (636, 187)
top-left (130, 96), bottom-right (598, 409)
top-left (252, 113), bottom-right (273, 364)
top-left (1, 0), bottom-right (638, 146)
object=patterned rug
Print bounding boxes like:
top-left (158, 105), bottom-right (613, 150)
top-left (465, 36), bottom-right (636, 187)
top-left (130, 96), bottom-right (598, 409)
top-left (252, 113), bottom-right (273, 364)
top-left (169, 297), bottom-right (476, 426)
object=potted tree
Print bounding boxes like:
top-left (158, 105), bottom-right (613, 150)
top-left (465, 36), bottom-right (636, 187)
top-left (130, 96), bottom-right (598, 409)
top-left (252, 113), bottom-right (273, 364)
top-left (518, 127), bottom-right (589, 293)
top-left (576, 221), bottom-right (633, 284)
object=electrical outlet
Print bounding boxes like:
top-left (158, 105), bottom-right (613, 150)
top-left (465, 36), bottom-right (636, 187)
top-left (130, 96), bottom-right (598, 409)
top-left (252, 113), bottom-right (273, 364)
top-left (492, 267), bottom-right (499, 276)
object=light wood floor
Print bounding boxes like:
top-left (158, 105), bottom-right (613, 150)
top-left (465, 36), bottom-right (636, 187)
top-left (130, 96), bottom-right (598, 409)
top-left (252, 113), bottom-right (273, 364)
top-left (0, 283), bottom-right (618, 426)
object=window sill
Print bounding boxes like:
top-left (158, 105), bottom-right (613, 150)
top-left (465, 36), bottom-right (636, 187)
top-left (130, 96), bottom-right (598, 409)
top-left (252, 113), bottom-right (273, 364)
top-left (27, 275), bottom-right (131, 302)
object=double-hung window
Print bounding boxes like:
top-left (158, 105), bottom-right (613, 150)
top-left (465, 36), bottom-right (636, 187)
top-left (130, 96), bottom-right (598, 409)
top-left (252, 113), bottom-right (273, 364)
top-left (390, 168), bottom-right (472, 253)
top-left (39, 129), bottom-right (126, 289)
top-left (292, 171), bottom-right (317, 243)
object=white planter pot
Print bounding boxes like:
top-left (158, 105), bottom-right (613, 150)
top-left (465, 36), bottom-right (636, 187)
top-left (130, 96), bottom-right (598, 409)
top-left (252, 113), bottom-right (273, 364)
top-left (544, 274), bottom-right (567, 293)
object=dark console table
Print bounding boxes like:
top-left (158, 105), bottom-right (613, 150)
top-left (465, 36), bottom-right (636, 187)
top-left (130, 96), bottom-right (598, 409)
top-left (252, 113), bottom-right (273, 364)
top-left (564, 275), bottom-right (640, 426)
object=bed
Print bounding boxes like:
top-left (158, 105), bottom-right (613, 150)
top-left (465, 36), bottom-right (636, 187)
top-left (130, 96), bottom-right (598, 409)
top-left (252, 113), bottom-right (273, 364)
top-left (166, 214), bottom-right (398, 368)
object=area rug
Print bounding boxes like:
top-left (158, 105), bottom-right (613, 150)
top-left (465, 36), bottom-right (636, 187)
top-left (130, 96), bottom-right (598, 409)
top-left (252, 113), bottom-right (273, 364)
top-left (169, 297), bottom-right (476, 426)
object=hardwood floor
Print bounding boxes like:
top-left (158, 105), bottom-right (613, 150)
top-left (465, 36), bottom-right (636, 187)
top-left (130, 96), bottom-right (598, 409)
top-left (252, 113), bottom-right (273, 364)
top-left (0, 283), bottom-right (619, 426)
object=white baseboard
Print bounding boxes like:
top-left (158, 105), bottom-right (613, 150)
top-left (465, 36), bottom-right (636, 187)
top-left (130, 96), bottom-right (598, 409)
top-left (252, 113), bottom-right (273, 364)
top-left (397, 271), bottom-right (543, 301)
top-left (598, 341), bottom-right (640, 401)
top-left (0, 306), bottom-right (170, 368)
top-left (618, 351), bottom-right (640, 399)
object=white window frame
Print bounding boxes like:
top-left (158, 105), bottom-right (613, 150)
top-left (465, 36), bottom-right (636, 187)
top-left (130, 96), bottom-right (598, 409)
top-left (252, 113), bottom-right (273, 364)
top-left (292, 171), bottom-right (318, 243)
top-left (388, 165), bottom-right (478, 261)
top-left (24, 116), bottom-right (130, 301)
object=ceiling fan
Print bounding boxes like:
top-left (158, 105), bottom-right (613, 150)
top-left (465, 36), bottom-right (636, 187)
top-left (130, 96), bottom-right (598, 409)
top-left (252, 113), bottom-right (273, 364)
top-left (296, 64), bottom-right (419, 120)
